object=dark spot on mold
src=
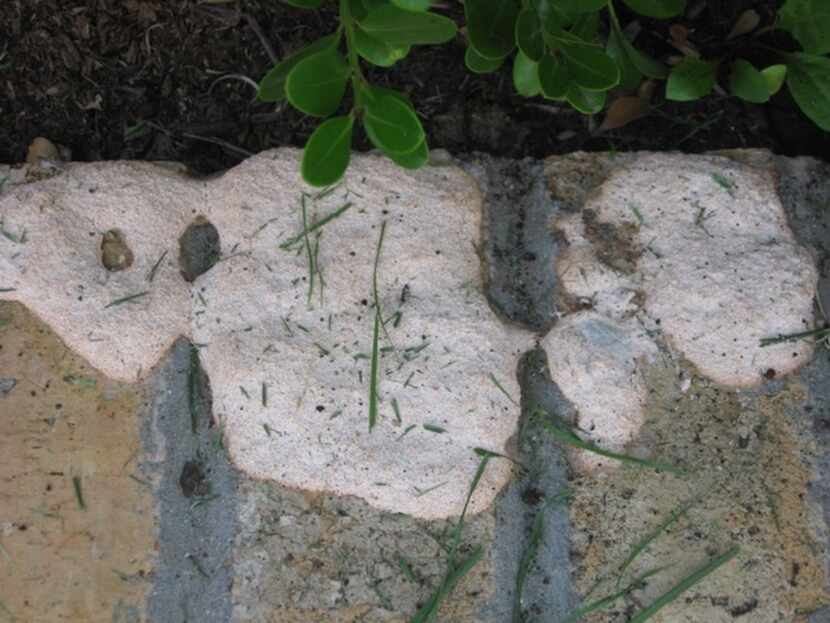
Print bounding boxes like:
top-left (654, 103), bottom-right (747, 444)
top-left (179, 217), bottom-right (220, 282)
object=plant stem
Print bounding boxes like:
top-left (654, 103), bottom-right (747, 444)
top-left (339, 0), bottom-right (366, 99)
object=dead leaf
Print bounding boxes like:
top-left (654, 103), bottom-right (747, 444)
top-left (669, 24), bottom-right (700, 58)
top-left (669, 24), bottom-right (689, 47)
top-left (727, 9), bottom-right (760, 40)
top-left (599, 96), bottom-right (648, 132)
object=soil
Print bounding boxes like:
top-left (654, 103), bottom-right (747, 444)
top-left (1, 0), bottom-right (828, 174)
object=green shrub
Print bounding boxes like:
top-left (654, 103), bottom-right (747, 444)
top-left (261, 0), bottom-right (830, 186)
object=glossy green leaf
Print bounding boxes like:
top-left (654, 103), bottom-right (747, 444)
top-left (786, 53), bottom-right (830, 130)
top-left (348, 0), bottom-right (368, 20)
top-left (761, 64), bottom-right (787, 95)
top-left (301, 116), bottom-right (354, 187)
top-left (778, 0), bottom-right (830, 55)
top-left (539, 53), bottom-right (570, 99)
top-left (621, 0), bottom-right (686, 19)
top-left (606, 27), bottom-right (643, 90)
top-left (513, 50), bottom-right (542, 97)
top-left (354, 26), bottom-right (410, 66)
top-left (364, 95), bottom-right (425, 154)
top-left (465, 0), bottom-right (519, 60)
top-left (571, 11), bottom-right (600, 41)
top-left (388, 138), bottom-right (429, 169)
top-left (666, 57), bottom-right (716, 101)
top-left (286, 49), bottom-right (351, 116)
top-left (281, 0), bottom-right (322, 8)
top-left (391, 0), bottom-right (431, 10)
top-left (566, 85), bottom-right (606, 113)
top-left (729, 59), bottom-right (770, 103)
top-left (516, 8), bottom-right (545, 61)
top-left (554, 0), bottom-right (608, 13)
top-left (359, 4), bottom-right (456, 45)
top-left (607, 11), bottom-right (667, 83)
top-left (561, 42), bottom-right (620, 91)
top-left (258, 35), bottom-right (338, 102)
top-left (465, 46), bottom-right (505, 73)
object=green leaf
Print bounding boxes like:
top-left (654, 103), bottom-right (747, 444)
top-left (354, 26), bottom-right (410, 66)
top-left (761, 64), bottom-right (787, 95)
top-left (390, 0), bottom-right (431, 10)
top-left (607, 9), bottom-right (667, 83)
top-left (257, 35), bottom-right (338, 102)
top-left (666, 57), bottom-right (716, 101)
top-left (465, 0), bottom-right (520, 60)
top-left (554, 0), bottom-right (608, 13)
top-left (388, 138), bottom-right (429, 169)
top-left (513, 50), bottom-right (542, 97)
top-left (359, 4), bottom-right (456, 45)
top-left (606, 27), bottom-right (643, 90)
top-left (566, 85), bottom-right (606, 113)
top-left (729, 59), bottom-right (770, 103)
top-left (621, 0), bottom-right (686, 19)
top-left (301, 116), bottom-right (354, 187)
top-left (364, 95), bottom-right (425, 154)
top-left (465, 46), bottom-right (505, 74)
top-left (539, 53), bottom-right (570, 99)
top-left (786, 53), bottom-right (830, 131)
top-left (516, 8), bottom-right (545, 62)
top-left (281, 0), bottom-right (323, 8)
top-left (778, 0), bottom-right (830, 55)
top-left (571, 11), bottom-right (600, 41)
top-left (348, 0), bottom-right (368, 21)
top-left (561, 42), bottom-right (620, 91)
top-left (286, 49), bottom-right (351, 116)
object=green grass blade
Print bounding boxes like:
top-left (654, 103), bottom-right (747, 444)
top-left (489, 372), bottom-right (518, 405)
top-left (368, 311), bottom-right (381, 431)
top-left (562, 566), bottom-right (669, 623)
top-left (616, 502), bottom-right (692, 587)
top-left (300, 195), bottom-right (316, 307)
top-left (513, 511), bottom-right (544, 623)
top-left (368, 221), bottom-right (387, 432)
top-left (104, 291), bottom-right (149, 309)
top-left (534, 409), bottom-right (684, 475)
top-left (628, 546), bottom-right (739, 623)
top-left (279, 202), bottom-right (353, 249)
top-left (411, 545), bottom-right (484, 623)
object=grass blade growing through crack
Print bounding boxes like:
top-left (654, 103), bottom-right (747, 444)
top-left (628, 546), bottom-right (739, 623)
top-left (368, 221), bottom-right (387, 432)
top-left (411, 451), bottom-right (497, 623)
top-left (513, 511), bottom-right (544, 623)
top-left (411, 545), bottom-right (484, 623)
top-left (534, 408), bottom-right (684, 475)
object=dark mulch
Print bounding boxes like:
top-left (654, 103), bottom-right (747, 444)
top-left (1, 0), bottom-right (827, 174)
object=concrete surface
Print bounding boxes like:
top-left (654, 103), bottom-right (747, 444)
top-left (1, 148), bottom-right (829, 622)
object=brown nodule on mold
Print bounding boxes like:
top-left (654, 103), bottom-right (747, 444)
top-left (101, 229), bottom-right (134, 272)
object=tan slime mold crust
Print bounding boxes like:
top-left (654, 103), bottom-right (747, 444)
top-left (0, 149), bottom-right (532, 520)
